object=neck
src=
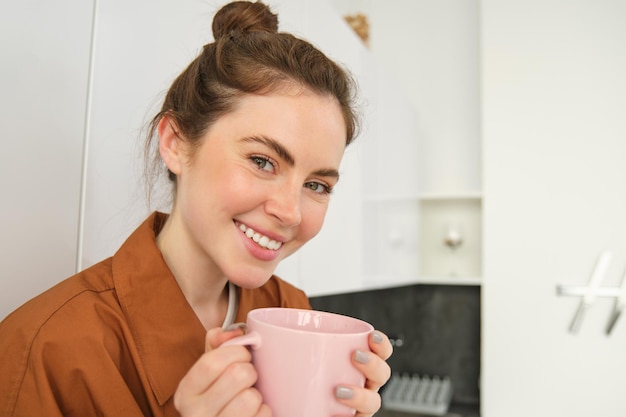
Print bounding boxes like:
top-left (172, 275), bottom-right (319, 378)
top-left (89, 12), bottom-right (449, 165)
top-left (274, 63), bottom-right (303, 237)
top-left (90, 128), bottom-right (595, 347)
top-left (156, 212), bottom-right (230, 330)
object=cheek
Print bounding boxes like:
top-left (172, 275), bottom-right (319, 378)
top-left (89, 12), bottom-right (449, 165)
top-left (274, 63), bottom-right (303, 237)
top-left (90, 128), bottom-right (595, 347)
top-left (201, 163), bottom-right (252, 205)
top-left (298, 201), bottom-right (329, 242)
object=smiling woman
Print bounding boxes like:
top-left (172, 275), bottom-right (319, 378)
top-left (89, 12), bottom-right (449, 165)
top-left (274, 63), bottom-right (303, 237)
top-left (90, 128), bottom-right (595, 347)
top-left (156, 88), bottom-right (347, 292)
top-left (0, 1), bottom-right (392, 417)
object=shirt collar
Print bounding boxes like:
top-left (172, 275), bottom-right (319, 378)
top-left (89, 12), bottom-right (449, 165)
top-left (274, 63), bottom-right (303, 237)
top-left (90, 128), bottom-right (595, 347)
top-left (112, 212), bottom-right (206, 405)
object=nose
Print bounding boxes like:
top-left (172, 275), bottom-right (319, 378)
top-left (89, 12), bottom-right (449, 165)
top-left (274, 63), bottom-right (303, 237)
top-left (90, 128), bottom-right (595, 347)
top-left (265, 183), bottom-right (302, 227)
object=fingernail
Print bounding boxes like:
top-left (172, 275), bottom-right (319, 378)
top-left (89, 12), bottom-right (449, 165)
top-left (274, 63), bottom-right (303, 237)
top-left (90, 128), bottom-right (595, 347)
top-left (354, 350), bottom-right (370, 364)
top-left (372, 331), bottom-right (384, 344)
top-left (335, 386), bottom-right (354, 399)
top-left (224, 322), bottom-right (247, 332)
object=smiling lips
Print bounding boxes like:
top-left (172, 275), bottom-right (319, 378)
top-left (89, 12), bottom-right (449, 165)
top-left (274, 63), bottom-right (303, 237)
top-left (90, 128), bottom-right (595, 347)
top-left (237, 223), bottom-right (283, 250)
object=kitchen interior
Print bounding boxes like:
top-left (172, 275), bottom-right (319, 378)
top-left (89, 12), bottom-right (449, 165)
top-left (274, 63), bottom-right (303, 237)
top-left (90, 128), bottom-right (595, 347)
top-left (308, 1), bottom-right (483, 415)
top-left (1, 1), bottom-right (625, 417)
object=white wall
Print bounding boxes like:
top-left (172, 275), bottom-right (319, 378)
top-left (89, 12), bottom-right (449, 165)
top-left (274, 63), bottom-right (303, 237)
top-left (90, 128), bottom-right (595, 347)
top-left (79, 0), bottom-right (220, 269)
top-left (0, 0), bottom-right (94, 319)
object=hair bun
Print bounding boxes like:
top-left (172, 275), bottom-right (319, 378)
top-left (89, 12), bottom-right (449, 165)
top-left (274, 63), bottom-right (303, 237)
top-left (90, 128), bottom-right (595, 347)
top-left (212, 1), bottom-right (279, 39)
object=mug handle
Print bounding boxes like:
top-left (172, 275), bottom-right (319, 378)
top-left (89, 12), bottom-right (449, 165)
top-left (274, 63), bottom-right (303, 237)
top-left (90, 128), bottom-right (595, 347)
top-left (221, 330), bottom-right (262, 350)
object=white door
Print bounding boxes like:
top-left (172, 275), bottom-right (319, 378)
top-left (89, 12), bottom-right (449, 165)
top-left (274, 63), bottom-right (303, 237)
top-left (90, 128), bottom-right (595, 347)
top-left (481, 1), bottom-right (626, 416)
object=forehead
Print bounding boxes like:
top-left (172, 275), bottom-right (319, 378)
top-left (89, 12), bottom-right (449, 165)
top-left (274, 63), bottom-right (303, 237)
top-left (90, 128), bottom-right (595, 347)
top-left (219, 89), bottom-right (347, 162)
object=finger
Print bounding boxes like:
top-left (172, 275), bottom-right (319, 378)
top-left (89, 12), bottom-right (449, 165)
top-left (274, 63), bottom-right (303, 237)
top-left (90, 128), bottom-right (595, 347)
top-left (217, 386), bottom-right (268, 417)
top-left (175, 345), bottom-right (251, 401)
top-left (206, 323), bottom-right (247, 352)
top-left (369, 330), bottom-right (393, 360)
top-left (334, 385), bottom-right (381, 417)
top-left (351, 350), bottom-right (391, 391)
top-left (256, 403), bottom-right (273, 417)
top-left (174, 346), bottom-right (255, 416)
top-left (206, 361), bottom-right (259, 416)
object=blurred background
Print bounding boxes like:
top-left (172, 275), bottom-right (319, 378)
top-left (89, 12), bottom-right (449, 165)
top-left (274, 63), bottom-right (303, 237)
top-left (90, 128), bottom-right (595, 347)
top-left (1, 1), bottom-right (625, 416)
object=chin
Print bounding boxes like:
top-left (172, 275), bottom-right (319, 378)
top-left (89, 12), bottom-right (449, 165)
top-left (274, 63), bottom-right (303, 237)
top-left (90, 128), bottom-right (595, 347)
top-left (227, 269), bottom-right (275, 290)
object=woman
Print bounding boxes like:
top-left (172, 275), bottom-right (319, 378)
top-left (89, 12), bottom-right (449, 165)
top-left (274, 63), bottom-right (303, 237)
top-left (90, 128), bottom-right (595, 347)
top-left (0, 2), bottom-right (392, 416)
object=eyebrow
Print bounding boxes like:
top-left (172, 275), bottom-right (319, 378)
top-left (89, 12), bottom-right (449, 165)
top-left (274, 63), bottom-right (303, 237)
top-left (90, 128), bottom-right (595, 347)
top-left (241, 135), bottom-right (340, 180)
top-left (243, 135), bottom-right (295, 165)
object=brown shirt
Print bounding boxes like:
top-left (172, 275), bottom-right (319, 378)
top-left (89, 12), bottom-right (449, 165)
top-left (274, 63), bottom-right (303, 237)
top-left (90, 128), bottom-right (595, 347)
top-left (0, 212), bottom-right (311, 417)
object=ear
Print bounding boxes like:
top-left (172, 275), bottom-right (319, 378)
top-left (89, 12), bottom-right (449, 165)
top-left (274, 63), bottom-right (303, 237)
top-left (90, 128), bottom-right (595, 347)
top-left (157, 115), bottom-right (184, 176)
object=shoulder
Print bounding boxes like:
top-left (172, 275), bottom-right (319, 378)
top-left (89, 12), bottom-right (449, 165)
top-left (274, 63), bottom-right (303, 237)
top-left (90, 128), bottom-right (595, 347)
top-left (0, 259), bottom-right (125, 409)
top-left (1, 258), bottom-right (116, 336)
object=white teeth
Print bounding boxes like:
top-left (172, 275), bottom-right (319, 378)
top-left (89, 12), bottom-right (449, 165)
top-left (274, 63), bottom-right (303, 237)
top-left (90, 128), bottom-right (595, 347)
top-left (238, 223), bottom-right (283, 250)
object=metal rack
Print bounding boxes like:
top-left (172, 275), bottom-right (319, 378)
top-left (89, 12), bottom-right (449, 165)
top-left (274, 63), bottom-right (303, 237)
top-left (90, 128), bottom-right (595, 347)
top-left (382, 373), bottom-right (453, 416)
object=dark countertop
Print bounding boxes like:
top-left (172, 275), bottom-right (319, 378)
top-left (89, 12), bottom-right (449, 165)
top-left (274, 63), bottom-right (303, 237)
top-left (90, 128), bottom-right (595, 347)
top-left (376, 403), bottom-right (480, 417)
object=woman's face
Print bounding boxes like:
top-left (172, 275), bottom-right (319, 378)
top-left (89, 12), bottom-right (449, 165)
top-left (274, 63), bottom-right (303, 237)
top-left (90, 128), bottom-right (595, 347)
top-left (167, 87), bottom-right (347, 289)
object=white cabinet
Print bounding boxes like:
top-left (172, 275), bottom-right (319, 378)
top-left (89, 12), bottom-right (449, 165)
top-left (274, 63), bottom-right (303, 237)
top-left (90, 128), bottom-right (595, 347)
top-left (287, 0), bottom-right (484, 295)
top-left (0, 0), bottom-right (94, 319)
top-left (356, 0), bottom-right (483, 287)
top-left (480, 0), bottom-right (626, 415)
top-left (418, 196), bottom-right (482, 282)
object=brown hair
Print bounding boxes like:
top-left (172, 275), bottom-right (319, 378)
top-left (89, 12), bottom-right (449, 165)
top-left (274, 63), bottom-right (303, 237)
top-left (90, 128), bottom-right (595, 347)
top-left (145, 0), bottom-right (359, 192)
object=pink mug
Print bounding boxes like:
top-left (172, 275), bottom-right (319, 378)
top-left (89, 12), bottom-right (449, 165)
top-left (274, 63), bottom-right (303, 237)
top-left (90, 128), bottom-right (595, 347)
top-left (222, 307), bottom-right (374, 417)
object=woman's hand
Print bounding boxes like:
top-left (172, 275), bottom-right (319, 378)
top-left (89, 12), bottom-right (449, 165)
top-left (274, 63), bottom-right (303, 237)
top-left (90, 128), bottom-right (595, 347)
top-left (335, 330), bottom-right (393, 417)
top-left (173, 326), bottom-right (271, 417)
